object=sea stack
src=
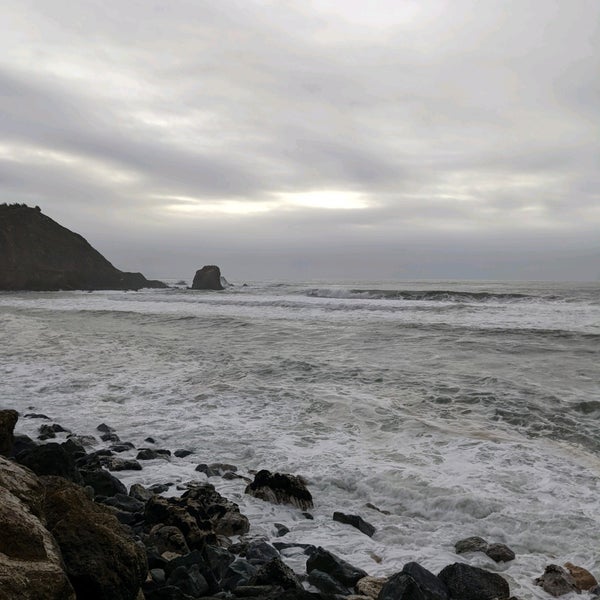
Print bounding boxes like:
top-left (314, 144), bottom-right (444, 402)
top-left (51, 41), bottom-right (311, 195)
top-left (0, 204), bottom-right (167, 291)
top-left (191, 265), bottom-right (224, 290)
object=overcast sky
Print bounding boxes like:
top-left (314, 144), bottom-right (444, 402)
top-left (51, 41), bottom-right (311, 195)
top-left (1, 0), bottom-right (599, 281)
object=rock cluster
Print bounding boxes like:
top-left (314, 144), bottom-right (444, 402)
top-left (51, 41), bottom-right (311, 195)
top-left (0, 203), bottom-right (167, 291)
top-left (2, 408), bottom-right (599, 600)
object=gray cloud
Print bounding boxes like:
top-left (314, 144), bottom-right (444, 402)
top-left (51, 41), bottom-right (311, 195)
top-left (0, 0), bottom-right (598, 280)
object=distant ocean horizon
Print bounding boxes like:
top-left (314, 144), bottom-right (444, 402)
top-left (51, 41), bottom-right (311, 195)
top-left (1, 278), bottom-right (599, 598)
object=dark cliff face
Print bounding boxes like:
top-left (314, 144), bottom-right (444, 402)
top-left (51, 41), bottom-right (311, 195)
top-left (0, 204), bottom-right (167, 291)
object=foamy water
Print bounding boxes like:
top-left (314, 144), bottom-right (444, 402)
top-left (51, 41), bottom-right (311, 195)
top-left (1, 280), bottom-right (599, 598)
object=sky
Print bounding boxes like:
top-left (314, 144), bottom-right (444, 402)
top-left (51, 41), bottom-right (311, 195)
top-left (1, 0), bottom-right (599, 281)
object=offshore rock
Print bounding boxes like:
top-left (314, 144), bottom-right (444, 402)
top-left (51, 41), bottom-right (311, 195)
top-left (564, 562), bottom-right (598, 591)
top-left (0, 457), bottom-right (76, 600)
top-left (0, 203), bottom-right (167, 291)
top-left (0, 409), bottom-right (19, 456)
top-left (535, 564), bottom-right (580, 597)
top-left (42, 475), bottom-right (147, 600)
top-left (245, 469), bottom-right (313, 510)
top-left (333, 511), bottom-right (376, 537)
top-left (438, 563), bottom-right (510, 600)
top-left (191, 265), bottom-right (224, 290)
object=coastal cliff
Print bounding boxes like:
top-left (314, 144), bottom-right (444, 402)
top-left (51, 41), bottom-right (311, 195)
top-left (0, 204), bottom-right (166, 291)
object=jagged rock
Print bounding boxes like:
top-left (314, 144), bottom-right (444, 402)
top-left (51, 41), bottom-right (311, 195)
top-left (42, 475), bottom-right (147, 600)
top-left (10, 434), bottom-right (37, 458)
top-left (274, 523), bottom-right (290, 537)
top-left (148, 525), bottom-right (190, 556)
top-left (16, 442), bottom-right (82, 483)
top-left (306, 547), bottom-right (368, 587)
top-left (204, 544), bottom-right (235, 581)
top-left (130, 483), bottom-right (155, 503)
top-left (308, 569), bottom-right (350, 595)
top-left (245, 469), bottom-right (313, 510)
top-left (333, 512), bottom-right (376, 537)
top-left (486, 543), bottom-right (515, 563)
top-left (80, 468), bottom-right (127, 498)
top-left (100, 493), bottom-right (146, 513)
top-left (222, 558), bottom-right (259, 590)
top-left (0, 457), bottom-right (76, 600)
top-left (245, 541), bottom-right (280, 565)
top-left (166, 564), bottom-right (210, 597)
top-left (564, 563), bottom-right (598, 591)
top-left (249, 557), bottom-right (303, 590)
top-left (191, 265), bottom-right (224, 290)
top-left (111, 442), bottom-right (136, 453)
top-left (0, 204), bottom-right (167, 290)
top-left (101, 432), bottom-right (121, 443)
top-left (535, 565), bottom-right (580, 597)
top-left (356, 576), bottom-right (386, 598)
top-left (0, 409), bottom-right (19, 456)
top-left (438, 563), bottom-right (510, 600)
top-left (379, 562), bottom-right (449, 600)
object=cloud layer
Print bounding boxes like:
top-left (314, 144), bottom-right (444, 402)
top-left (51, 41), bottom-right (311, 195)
top-left (1, 0), bottom-right (599, 280)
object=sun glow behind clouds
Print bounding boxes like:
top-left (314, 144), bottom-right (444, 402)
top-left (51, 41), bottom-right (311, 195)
top-left (159, 190), bottom-right (370, 217)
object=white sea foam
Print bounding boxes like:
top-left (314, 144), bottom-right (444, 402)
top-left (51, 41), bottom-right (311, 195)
top-left (1, 280), bottom-right (599, 598)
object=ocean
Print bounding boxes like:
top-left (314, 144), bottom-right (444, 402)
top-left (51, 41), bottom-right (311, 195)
top-left (1, 279), bottom-right (599, 598)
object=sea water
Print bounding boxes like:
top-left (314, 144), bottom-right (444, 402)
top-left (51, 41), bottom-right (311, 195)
top-left (1, 280), bottom-right (599, 598)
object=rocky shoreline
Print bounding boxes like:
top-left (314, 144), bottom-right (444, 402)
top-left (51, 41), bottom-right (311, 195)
top-left (1, 409), bottom-right (598, 600)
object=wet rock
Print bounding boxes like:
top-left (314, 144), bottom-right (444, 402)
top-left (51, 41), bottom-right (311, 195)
top-left (222, 558), bottom-right (259, 590)
top-left (101, 493), bottom-right (146, 513)
top-left (138, 448), bottom-right (171, 460)
top-left (24, 412), bottom-right (51, 420)
top-left (204, 544), bottom-right (235, 581)
top-left (0, 409), bottom-right (19, 456)
top-left (66, 433), bottom-right (97, 448)
top-left (61, 438), bottom-right (86, 459)
top-left (306, 546), bottom-right (368, 587)
top-left (333, 512), bottom-right (376, 537)
top-left (196, 462), bottom-right (237, 477)
top-left (192, 265), bottom-right (224, 290)
top-left (245, 541), bottom-right (280, 565)
top-left (356, 576), bottom-right (386, 599)
top-left (486, 543), bottom-right (515, 563)
top-left (101, 432), bottom-right (121, 443)
top-left (564, 562), bottom-right (598, 591)
top-left (100, 456), bottom-right (143, 471)
top-left (130, 482), bottom-right (155, 503)
top-left (379, 562), bottom-right (449, 600)
top-left (535, 565), bottom-right (580, 597)
top-left (150, 568), bottom-right (166, 584)
top-left (148, 525), bottom-right (190, 556)
top-left (249, 556), bottom-right (303, 590)
top-left (167, 564), bottom-right (209, 597)
top-left (42, 475), bottom-right (147, 600)
top-left (0, 457), bottom-right (76, 599)
top-left (38, 423), bottom-right (69, 439)
top-left (16, 442), bottom-right (82, 483)
top-left (81, 467), bottom-right (128, 497)
top-left (111, 442), bottom-right (136, 453)
top-left (145, 437), bottom-right (157, 444)
top-left (97, 423), bottom-right (115, 433)
top-left (455, 536), bottom-right (489, 555)
top-left (174, 449), bottom-right (193, 458)
top-left (308, 569), bottom-right (350, 595)
top-left (144, 495), bottom-right (216, 551)
top-left (274, 523), bottom-right (290, 537)
top-left (149, 483), bottom-right (172, 494)
top-left (245, 469), bottom-right (313, 510)
top-left (438, 563), bottom-right (510, 600)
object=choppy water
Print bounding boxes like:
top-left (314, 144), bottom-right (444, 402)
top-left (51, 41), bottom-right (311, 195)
top-left (1, 280), bottom-right (599, 598)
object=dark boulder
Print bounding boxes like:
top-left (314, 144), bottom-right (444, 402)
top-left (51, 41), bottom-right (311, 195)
top-left (10, 433), bottom-right (37, 458)
top-left (130, 482), bottom-right (155, 503)
top-left (0, 409), bottom-right (19, 456)
top-left (148, 525), bottom-right (190, 556)
top-left (100, 493), bottom-right (146, 514)
top-left (100, 456), bottom-right (143, 472)
top-left (166, 564), bottom-right (209, 597)
top-left (438, 563), bottom-right (510, 600)
top-left (42, 475), bottom-right (147, 600)
top-left (306, 546), bottom-right (368, 587)
top-left (308, 569), bottom-right (350, 595)
top-left (455, 536), bottom-right (489, 555)
top-left (174, 449), bottom-right (193, 458)
top-left (486, 543), bottom-right (515, 563)
top-left (248, 556), bottom-right (303, 590)
top-left (378, 563), bottom-right (449, 600)
top-left (245, 469), bottom-right (313, 510)
top-left (191, 265), bottom-right (224, 290)
top-left (245, 541), bottom-right (280, 566)
top-left (333, 511), bottom-right (376, 537)
top-left (80, 468), bottom-right (127, 497)
top-left (16, 442), bottom-right (82, 483)
top-left (138, 448), bottom-right (171, 460)
top-left (0, 204), bottom-right (167, 291)
top-left (222, 558), bottom-right (259, 590)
